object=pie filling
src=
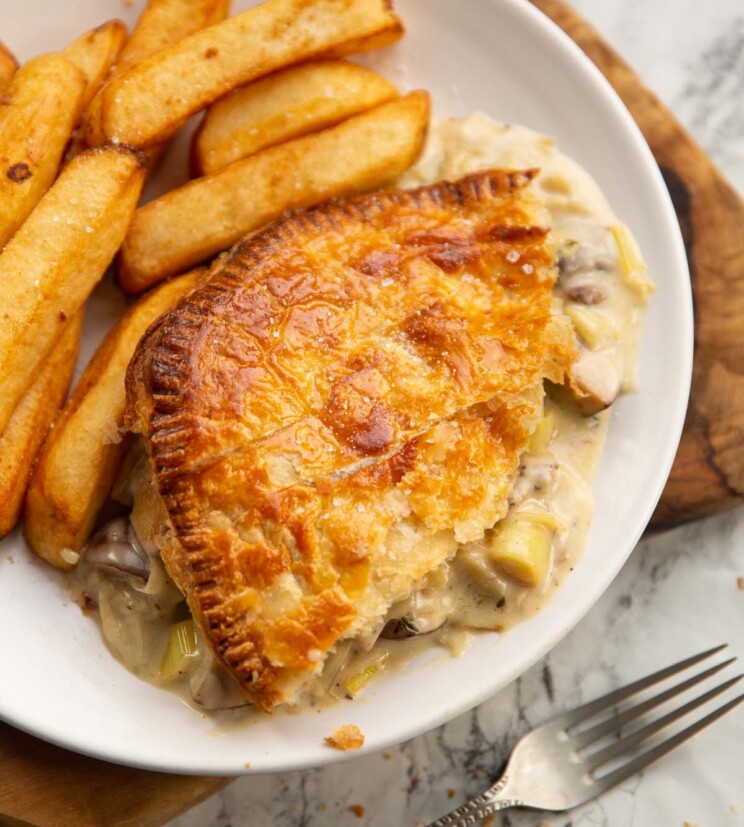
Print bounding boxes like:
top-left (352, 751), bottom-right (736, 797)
top-left (70, 114), bottom-right (652, 713)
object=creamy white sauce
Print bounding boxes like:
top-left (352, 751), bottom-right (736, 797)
top-left (70, 114), bottom-right (651, 714)
top-left (371, 115), bottom-right (650, 664)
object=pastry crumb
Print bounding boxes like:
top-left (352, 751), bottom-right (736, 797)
top-left (6, 556), bottom-right (14, 565)
top-left (731, 803), bottom-right (740, 813)
top-left (737, 577), bottom-right (744, 591)
top-left (447, 789), bottom-right (456, 799)
top-left (349, 804), bottom-right (365, 818)
top-left (243, 761), bottom-right (251, 768)
top-left (383, 751), bottom-right (393, 760)
top-left (324, 723), bottom-right (364, 751)
top-left (483, 816), bottom-right (495, 827)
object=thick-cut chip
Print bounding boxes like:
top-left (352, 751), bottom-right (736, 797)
top-left (319, 24), bottom-right (402, 58)
top-left (25, 271), bottom-right (200, 569)
top-left (80, 0), bottom-right (230, 164)
top-left (63, 22), bottom-right (128, 163)
top-left (125, 169), bottom-right (576, 710)
top-left (63, 21), bottom-right (128, 110)
top-left (0, 145), bottom-right (146, 435)
top-left (0, 53), bottom-right (86, 248)
top-left (117, 0), bottom-right (231, 72)
top-left (87, 0), bottom-right (403, 149)
top-left (119, 91), bottom-right (429, 292)
top-left (191, 60), bottom-right (398, 175)
top-left (0, 312), bottom-right (82, 539)
top-left (0, 41), bottom-right (18, 89)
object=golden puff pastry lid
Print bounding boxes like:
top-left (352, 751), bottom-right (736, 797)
top-left (125, 169), bottom-right (576, 711)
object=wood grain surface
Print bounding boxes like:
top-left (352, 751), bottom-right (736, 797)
top-left (0, 722), bottom-right (229, 827)
top-left (2, 2), bottom-right (743, 826)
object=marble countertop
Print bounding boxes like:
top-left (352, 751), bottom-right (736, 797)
top-left (171, 2), bottom-right (744, 825)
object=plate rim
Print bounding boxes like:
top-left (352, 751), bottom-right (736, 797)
top-left (0, 0), bottom-right (693, 775)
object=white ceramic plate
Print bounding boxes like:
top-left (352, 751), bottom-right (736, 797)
top-left (0, 0), bottom-right (692, 775)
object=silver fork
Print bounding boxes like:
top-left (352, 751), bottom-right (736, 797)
top-left (427, 644), bottom-right (744, 826)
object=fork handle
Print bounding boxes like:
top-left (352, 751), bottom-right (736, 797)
top-left (426, 775), bottom-right (523, 826)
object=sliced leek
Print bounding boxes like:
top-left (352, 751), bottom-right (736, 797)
top-left (528, 411), bottom-right (555, 455)
top-left (456, 546), bottom-right (507, 601)
top-left (512, 509), bottom-right (560, 531)
top-left (487, 511), bottom-right (557, 588)
top-left (317, 640), bottom-right (352, 695)
top-left (565, 304), bottom-right (618, 349)
top-left (339, 649), bottom-right (390, 698)
top-left (611, 224), bottom-right (654, 300)
top-left (160, 619), bottom-right (198, 681)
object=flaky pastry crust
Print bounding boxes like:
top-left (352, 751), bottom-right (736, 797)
top-left (125, 170), bottom-right (576, 710)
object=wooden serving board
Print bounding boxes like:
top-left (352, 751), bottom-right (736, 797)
top-left (2, 2), bottom-right (743, 826)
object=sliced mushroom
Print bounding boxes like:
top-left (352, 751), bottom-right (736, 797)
top-left (557, 241), bottom-right (583, 277)
top-left (565, 349), bottom-right (621, 416)
top-left (558, 240), bottom-right (614, 279)
top-left (564, 279), bottom-right (608, 305)
top-left (83, 517), bottom-right (150, 586)
top-left (189, 650), bottom-right (249, 710)
top-left (382, 587), bottom-right (450, 638)
top-left (381, 615), bottom-right (421, 640)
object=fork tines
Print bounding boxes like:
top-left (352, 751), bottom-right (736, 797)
top-left (425, 644), bottom-right (744, 826)
top-left (557, 644), bottom-right (744, 791)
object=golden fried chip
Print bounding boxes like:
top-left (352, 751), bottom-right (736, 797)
top-left (0, 312), bottom-right (82, 539)
top-left (0, 53), bottom-right (86, 247)
top-left (80, 0), bottom-right (230, 162)
top-left (63, 20), bottom-right (127, 110)
top-left (119, 91), bottom-right (429, 292)
top-left (116, 0), bottom-right (231, 72)
top-left (25, 271), bottom-right (200, 569)
top-left (191, 60), bottom-right (397, 175)
top-left (87, 0), bottom-right (403, 148)
top-left (0, 40), bottom-right (18, 89)
top-left (0, 145), bottom-right (146, 435)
